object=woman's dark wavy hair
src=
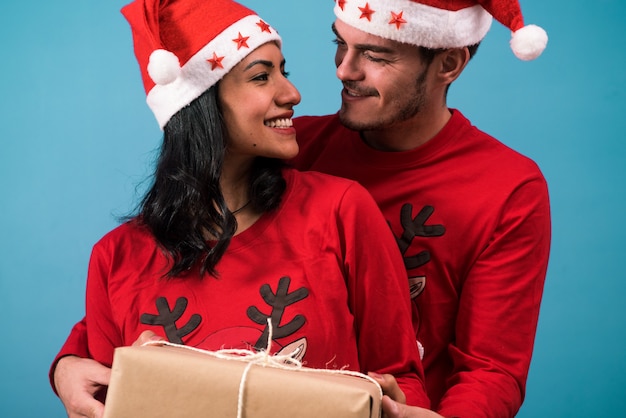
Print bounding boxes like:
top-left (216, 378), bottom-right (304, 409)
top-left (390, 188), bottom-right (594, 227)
top-left (136, 85), bottom-right (286, 278)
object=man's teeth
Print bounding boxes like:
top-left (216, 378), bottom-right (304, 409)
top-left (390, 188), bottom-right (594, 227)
top-left (264, 118), bottom-right (293, 128)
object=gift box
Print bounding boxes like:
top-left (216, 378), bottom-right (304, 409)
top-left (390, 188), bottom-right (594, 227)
top-left (103, 344), bottom-right (382, 418)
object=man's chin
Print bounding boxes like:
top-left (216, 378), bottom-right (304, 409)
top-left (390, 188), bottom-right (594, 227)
top-left (338, 108), bottom-right (373, 131)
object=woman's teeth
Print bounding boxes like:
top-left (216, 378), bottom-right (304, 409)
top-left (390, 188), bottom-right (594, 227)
top-left (264, 118), bottom-right (293, 128)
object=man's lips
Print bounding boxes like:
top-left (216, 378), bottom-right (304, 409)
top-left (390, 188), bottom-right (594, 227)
top-left (342, 83), bottom-right (378, 98)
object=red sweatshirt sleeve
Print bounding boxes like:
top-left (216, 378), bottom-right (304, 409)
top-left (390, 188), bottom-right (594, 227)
top-left (339, 182), bottom-right (430, 408)
top-left (436, 176), bottom-right (551, 418)
top-left (84, 234), bottom-right (125, 367)
top-left (49, 317), bottom-right (90, 395)
top-left (49, 231), bottom-right (125, 395)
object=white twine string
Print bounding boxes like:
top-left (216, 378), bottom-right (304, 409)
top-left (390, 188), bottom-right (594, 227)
top-left (141, 319), bottom-right (383, 418)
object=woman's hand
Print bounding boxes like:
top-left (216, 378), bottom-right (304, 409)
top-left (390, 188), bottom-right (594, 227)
top-left (131, 330), bottom-right (166, 346)
top-left (54, 356), bottom-right (110, 418)
top-left (54, 331), bottom-right (166, 418)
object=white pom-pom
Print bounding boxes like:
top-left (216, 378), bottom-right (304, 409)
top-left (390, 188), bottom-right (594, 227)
top-left (147, 49), bottom-right (181, 85)
top-left (510, 24), bottom-right (548, 61)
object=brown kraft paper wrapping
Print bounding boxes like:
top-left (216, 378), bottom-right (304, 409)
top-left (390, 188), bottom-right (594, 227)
top-left (103, 344), bottom-right (382, 418)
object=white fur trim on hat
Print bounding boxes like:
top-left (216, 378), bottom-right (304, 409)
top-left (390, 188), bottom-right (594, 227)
top-left (334, 0), bottom-right (493, 48)
top-left (147, 14), bottom-right (281, 129)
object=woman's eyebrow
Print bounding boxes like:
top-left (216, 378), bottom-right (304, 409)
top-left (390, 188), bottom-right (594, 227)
top-left (244, 59), bottom-right (274, 71)
top-left (244, 58), bottom-right (287, 71)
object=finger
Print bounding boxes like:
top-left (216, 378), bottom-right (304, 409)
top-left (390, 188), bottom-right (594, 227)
top-left (132, 330), bottom-right (165, 347)
top-left (82, 400), bottom-right (105, 418)
top-left (89, 361), bottom-right (112, 386)
top-left (89, 401), bottom-right (105, 418)
top-left (66, 395), bottom-right (105, 418)
top-left (369, 372), bottom-right (406, 404)
top-left (381, 395), bottom-right (402, 418)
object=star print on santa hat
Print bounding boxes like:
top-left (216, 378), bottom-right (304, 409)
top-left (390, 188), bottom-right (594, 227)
top-left (256, 20), bottom-right (272, 33)
top-left (389, 11), bottom-right (406, 29)
top-left (333, 0), bottom-right (547, 60)
top-left (233, 32), bottom-right (250, 50)
top-left (359, 3), bottom-right (375, 21)
top-left (121, 0), bottom-right (282, 130)
top-left (207, 52), bottom-right (225, 70)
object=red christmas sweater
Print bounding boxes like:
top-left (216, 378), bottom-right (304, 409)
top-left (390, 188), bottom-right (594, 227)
top-left (290, 110), bottom-right (551, 417)
top-left (58, 168), bottom-right (428, 407)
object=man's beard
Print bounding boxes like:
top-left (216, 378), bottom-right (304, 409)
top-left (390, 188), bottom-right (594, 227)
top-left (339, 69), bottom-right (428, 132)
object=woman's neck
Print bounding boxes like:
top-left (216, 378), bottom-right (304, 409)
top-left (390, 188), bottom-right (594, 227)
top-left (220, 158), bottom-right (260, 235)
top-left (220, 156), bottom-right (251, 212)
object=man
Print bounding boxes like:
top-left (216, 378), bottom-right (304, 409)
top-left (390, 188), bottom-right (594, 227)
top-left (52, 1), bottom-right (550, 417)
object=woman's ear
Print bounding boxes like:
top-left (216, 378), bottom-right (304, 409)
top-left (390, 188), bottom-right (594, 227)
top-left (437, 47), bottom-right (470, 85)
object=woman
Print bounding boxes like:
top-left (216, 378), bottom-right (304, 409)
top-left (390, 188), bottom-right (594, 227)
top-left (60, 0), bottom-right (429, 413)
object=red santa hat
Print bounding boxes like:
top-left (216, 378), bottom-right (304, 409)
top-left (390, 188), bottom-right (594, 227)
top-left (121, 0), bottom-right (282, 129)
top-left (334, 0), bottom-right (547, 60)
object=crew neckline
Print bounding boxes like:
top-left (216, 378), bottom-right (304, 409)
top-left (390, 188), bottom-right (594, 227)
top-left (347, 109), bottom-right (466, 169)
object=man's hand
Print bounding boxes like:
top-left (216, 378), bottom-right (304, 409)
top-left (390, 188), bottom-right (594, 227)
top-left (369, 373), bottom-right (444, 418)
top-left (381, 396), bottom-right (444, 418)
top-left (54, 356), bottom-right (110, 418)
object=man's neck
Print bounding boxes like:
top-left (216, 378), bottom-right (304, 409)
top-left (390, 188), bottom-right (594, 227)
top-left (361, 107), bottom-right (452, 152)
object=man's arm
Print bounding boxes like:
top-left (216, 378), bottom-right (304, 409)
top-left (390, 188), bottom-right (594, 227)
top-left (437, 176), bottom-right (551, 417)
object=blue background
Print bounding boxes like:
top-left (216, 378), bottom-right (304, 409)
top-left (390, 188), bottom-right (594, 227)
top-left (1, 1), bottom-right (625, 416)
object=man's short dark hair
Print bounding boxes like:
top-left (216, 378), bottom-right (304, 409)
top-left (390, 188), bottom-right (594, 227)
top-left (418, 43), bottom-right (481, 65)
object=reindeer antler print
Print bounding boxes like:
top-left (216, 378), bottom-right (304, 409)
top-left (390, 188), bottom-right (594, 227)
top-left (396, 204), bottom-right (446, 270)
top-left (247, 276), bottom-right (309, 350)
top-left (140, 296), bottom-right (201, 344)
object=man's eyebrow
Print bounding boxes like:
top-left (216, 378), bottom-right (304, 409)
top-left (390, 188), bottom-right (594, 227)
top-left (331, 23), bottom-right (395, 54)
